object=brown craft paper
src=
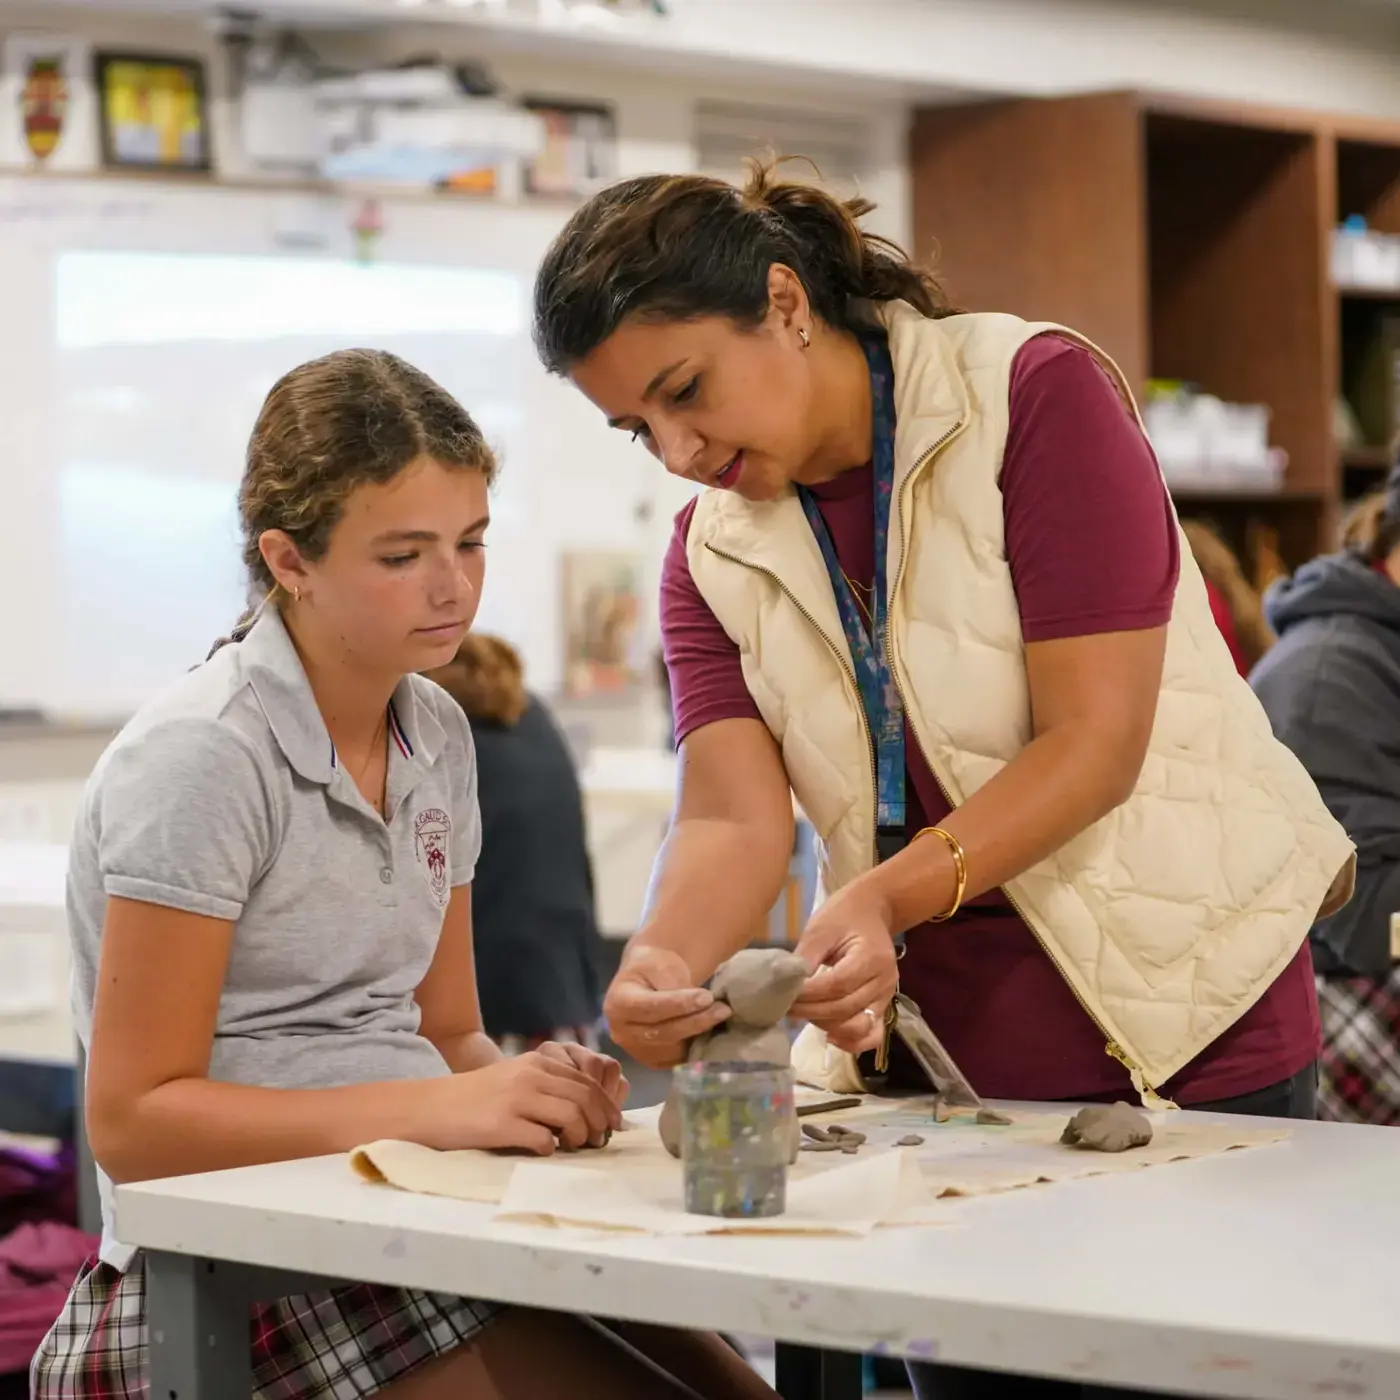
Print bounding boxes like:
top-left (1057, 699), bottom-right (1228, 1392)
top-left (348, 1098), bottom-right (1288, 1237)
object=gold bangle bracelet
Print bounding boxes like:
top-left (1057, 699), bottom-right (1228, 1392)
top-left (912, 825), bottom-right (968, 923)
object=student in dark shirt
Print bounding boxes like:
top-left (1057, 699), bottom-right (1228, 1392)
top-left (1252, 481), bottom-right (1400, 1125)
top-left (427, 635), bottom-right (604, 1052)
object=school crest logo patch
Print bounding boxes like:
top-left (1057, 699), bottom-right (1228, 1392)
top-left (414, 808), bottom-right (451, 905)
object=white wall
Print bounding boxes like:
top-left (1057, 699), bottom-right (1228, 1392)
top-left (59, 0), bottom-right (1400, 119)
top-left (0, 3), bottom-right (912, 715)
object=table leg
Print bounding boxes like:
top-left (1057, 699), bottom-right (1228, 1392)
top-left (775, 1343), bottom-right (864, 1400)
top-left (146, 1251), bottom-right (253, 1400)
top-left (145, 1254), bottom-right (358, 1400)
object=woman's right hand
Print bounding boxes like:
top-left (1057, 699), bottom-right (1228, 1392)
top-left (431, 1051), bottom-right (624, 1155)
top-left (602, 945), bottom-right (730, 1069)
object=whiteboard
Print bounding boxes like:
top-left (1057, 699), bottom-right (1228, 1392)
top-left (0, 174), bottom-right (692, 718)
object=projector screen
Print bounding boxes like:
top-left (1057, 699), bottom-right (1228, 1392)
top-left (0, 176), bottom-right (690, 719)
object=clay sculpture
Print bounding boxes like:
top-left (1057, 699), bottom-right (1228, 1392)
top-left (659, 948), bottom-right (809, 1161)
top-left (1060, 1102), bottom-right (1153, 1153)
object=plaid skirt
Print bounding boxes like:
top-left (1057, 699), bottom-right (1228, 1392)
top-left (1317, 967), bottom-right (1400, 1125)
top-left (31, 1251), bottom-right (500, 1399)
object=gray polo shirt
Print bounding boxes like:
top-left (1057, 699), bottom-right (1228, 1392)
top-left (67, 608), bottom-right (481, 1264)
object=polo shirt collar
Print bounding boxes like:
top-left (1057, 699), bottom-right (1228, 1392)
top-left (241, 607), bottom-right (445, 785)
top-left (389, 673), bottom-right (446, 771)
top-left (242, 608), bottom-right (335, 784)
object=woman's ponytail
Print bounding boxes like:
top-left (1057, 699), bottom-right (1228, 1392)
top-left (741, 159), bottom-right (951, 324)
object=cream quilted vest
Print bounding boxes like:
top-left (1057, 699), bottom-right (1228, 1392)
top-left (687, 302), bottom-right (1355, 1093)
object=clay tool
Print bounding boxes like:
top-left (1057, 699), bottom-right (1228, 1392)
top-left (889, 994), bottom-right (984, 1111)
top-left (796, 1097), bottom-right (863, 1118)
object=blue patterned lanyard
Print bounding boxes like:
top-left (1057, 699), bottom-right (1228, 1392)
top-left (798, 335), bottom-right (906, 862)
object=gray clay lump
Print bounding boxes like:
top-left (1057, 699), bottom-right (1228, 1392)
top-left (658, 948), bottom-right (809, 1160)
top-left (1061, 1102), bottom-right (1153, 1153)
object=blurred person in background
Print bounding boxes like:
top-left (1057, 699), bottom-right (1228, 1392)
top-left (1181, 518), bottom-right (1274, 677)
top-left (1252, 479), bottom-right (1400, 1125)
top-left (427, 635), bottom-right (605, 1056)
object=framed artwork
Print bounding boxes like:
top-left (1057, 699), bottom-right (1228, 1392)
top-left (0, 32), bottom-right (96, 171)
top-left (93, 51), bottom-right (211, 173)
top-left (561, 551), bottom-right (644, 698)
top-left (522, 99), bottom-right (616, 199)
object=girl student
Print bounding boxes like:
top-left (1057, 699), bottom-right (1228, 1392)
top-left (532, 164), bottom-right (1355, 1400)
top-left (32, 349), bottom-right (776, 1400)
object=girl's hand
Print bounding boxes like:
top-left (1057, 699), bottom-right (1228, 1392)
top-left (535, 1041), bottom-right (630, 1113)
top-left (790, 881), bottom-right (900, 1055)
top-left (434, 1051), bottom-right (623, 1155)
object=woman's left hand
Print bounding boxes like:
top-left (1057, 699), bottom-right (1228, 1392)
top-left (790, 880), bottom-right (900, 1055)
top-left (536, 1042), bottom-right (630, 1115)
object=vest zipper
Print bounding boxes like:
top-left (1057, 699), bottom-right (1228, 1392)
top-left (702, 544), bottom-right (881, 865)
top-left (884, 432), bottom-right (1172, 1110)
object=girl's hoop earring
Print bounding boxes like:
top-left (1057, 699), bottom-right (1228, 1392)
top-left (798, 327), bottom-right (811, 349)
top-left (293, 587), bottom-right (302, 604)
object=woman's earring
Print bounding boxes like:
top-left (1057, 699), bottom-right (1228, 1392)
top-left (798, 327), bottom-right (811, 349)
top-left (293, 586), bottom-right (302, 604)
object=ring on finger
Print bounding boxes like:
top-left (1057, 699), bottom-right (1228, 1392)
top-left (862, 1007), bottom-right (878, 1025)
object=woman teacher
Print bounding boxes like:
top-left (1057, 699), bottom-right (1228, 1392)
top-left (533, 163), bottom-right (1354, 1394)
top-left (532, 161), bottom-right (1351, 1109)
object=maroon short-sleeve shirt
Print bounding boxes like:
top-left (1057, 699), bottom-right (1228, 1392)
top-left (659, 335), bottom-right (1318, 1105)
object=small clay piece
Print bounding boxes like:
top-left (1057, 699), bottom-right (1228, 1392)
top-left (1061, 1102), bottom-right (1153, 1154)
top-left (933, 1096), bottom-right (955, 1124)
top-left (895, 1134), bottom-right (925, 1147)
top-left (800, 1140), bottom-right (842, 1153)
top-left (659, 948), bottom-right (810, 1160)
top-left (976, 1108), bottom-right (1012, 1127)
top-left (839, 1140), bottom-right (861, 1154)
top-left (801, 1123), bottom-right (834, 1144)
top-left (826, 1126), bottom-right (866, 1145)
top-left (797, 1097), bottom-right (863, 1118)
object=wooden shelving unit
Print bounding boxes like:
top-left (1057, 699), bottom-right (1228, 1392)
top-left (910, 92), bottom-right (1400, 573)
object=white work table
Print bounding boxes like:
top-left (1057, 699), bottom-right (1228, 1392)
top-left (116, 1107), bottom-right (1400, 1400)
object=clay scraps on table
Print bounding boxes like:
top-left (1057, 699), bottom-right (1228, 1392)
top-left (975, 1108), bottom-right (1012, 1126)
top-left (895, 1134), bottom-right (925, 1147)
top-left (800, 1123), bottom-right (867, 1155)
top-left (1061, 1102), bottom-right (1153, 1153)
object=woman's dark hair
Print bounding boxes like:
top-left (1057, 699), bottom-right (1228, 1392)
top-left (210, 349), bottom-right (496, 656)
top-left (533, 158), bottom-right (954, 374)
